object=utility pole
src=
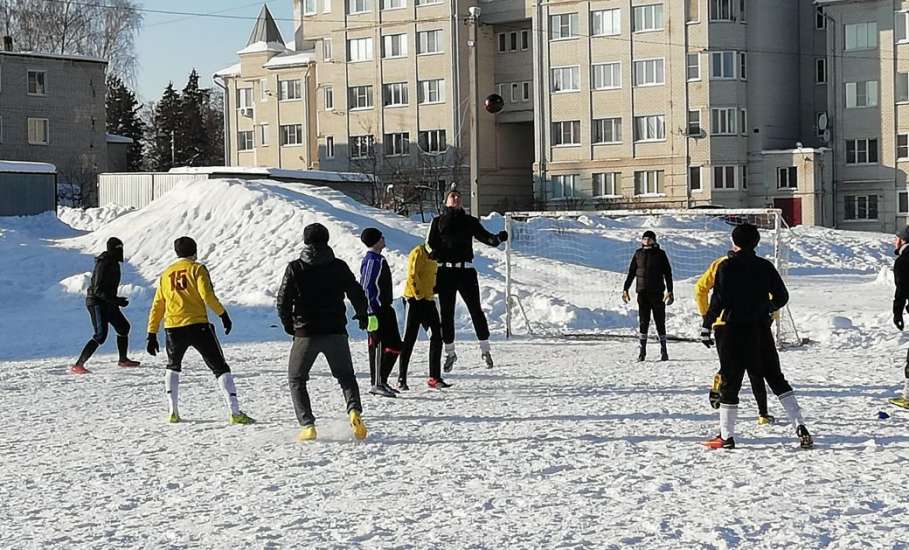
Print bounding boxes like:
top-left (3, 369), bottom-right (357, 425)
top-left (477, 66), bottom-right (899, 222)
top-left (467, 7), bottom-right (480, 217)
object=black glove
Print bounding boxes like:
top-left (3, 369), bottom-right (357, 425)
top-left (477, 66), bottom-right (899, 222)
top-left (497, 230), bottom-right (508, 243)
top-left (896, 313), bottom-right (904, 331)
top-left (115, 296), bottom-right (129, 308)
top-left (283, 323), bottom-right (294, 336)
top-left (146, 333), bottom-right (159, 356)
top-left (220, 311), bottom-right (232, 335)
top-left (355, 315), bottom-right (368, 331)
top-left (700, 327), bottom-right (714, 348)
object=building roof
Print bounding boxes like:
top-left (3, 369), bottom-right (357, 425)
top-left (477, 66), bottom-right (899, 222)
top-left (262, 50), bottom-right (316, 69)
top-left (0, 161), bottom-right (57, 174)
top-left (239, 5), bottom-right (287, 54)
top-left (0, 50), bottom-right (107, 64)
top-left (214, 63), bottom-right (242, 77)
top-left (168, 166), bottom-right (374, 183)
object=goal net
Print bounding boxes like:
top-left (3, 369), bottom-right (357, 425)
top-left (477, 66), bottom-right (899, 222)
top-left (504, 209), bottom-right (804, 347)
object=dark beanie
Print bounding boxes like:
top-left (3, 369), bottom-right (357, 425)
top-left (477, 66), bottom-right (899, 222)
top-left (174, 236), bottom-right (197, 258)
top-left (732, 224), bottom-right (760, 250)
top-left (897, 226), bottom-right (909, 242)
top-left (361, 227), bottom-right (383, 248)
top-left (303, 223), bottom-right (330, 244)
top-left (642, 230), bottom-right (656, 241)
top-left (106, 237), bottom-right (123, 252)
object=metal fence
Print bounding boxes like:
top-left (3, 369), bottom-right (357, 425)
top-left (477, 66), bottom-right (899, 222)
top-left (0, 172), bottom-right (57, 216)
top-left (98, 173), bottom-right (208, 209)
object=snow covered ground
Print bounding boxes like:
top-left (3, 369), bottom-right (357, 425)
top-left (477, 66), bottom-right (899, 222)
top-left (2, 178), bottom-right (909, 548)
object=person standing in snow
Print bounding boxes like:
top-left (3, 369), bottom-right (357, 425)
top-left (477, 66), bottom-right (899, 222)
top-left (426, 189), bottom-right (507, 371)
top-left (701, 224), bottom-right (812, 449)
top-left (276, 223), bottom-right (369, 442)
top-left (622, 230), bottom-right (674, 361)
top-left (360, 227), bottom-right (402, 397)
top-left (70, 237), bottom-right (140, 374)
top-left (146, 236), bottom-right (255, 425)
top-left (889, 226), bottom-right (909, 408)
top-left (398, 243), bottom-right (450, 390)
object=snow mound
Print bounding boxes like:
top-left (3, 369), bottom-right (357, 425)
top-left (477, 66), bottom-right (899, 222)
top-left (58, 205), bottom-right (135, 232)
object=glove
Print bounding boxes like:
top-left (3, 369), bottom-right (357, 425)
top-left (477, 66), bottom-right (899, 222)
top-left (355, 315), bottom-right (368, 331)
top-left (664, 292), bottom-right (674, 306)
top-left (895, 313), bottom-right (904, 331)
top-left (283, 323), bottom-right (294, 336)
top-left (115, 296), bottom-right (129, 307)
top-left (146, 333), bottom-right (159, 356)
top-left (367, 315), bottom-right (379, 332)
top-left (700, 327), bottom-right (714, 348)
top-left (497, 230), bottom-right (508, 243)
top-left (220, 311), bottom-right (232, 335)
top-left (622, 290), bottom-right (630, 304)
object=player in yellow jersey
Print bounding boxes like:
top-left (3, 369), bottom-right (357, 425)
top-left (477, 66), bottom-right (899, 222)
top-left (146, 236), bottom-right (255, 425)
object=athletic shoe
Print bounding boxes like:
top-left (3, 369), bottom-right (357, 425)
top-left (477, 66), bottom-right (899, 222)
top-left (70, 364), bottom-right (90, 374)
top-left (660, 347), bottom-right (669, 361)
top-left (397, 380), bottom-right (410, 391)
top-left (889, 396), bottom-right (909, 409)
top-left (703, 434), bottom-right (735, 449)
top-left (637, 348), bottom-right (646, 362)
top-left (229, 411), bottom-right (256, 425)
top-left (709, 373), bottom-right (722, 410)
top-left (298, 425), bottom-right (317, 442)
top-left (383, 383), bottom-right (401, 394)
top-left (368, 385), bottom-right (397, 398)
top-left (482, 352), bottom-right (494, 369)
top-left (427, 377), bottom-right (452, 389)
top-left (167, 412), bottom-right (181, 424)
top-left (117, 358), bottom-right (140, 368)
top-left (757, 415), bottom-right (775, 425)
top-left (443, 353), bottom-right (458, 373)
top-left (797, 425), bottom-right (813, 449)
top-left (349, 410), bottom-right (367, 440)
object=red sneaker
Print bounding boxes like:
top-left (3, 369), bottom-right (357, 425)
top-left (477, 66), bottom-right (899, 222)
top-left (703, 434), bottom-right (735, 449)
top-left (70, 364), bottom-right (90, 374)
top-left (427, 377), bottom-right (452, 389)
top-left (117, 359), bottom-right (140, 368)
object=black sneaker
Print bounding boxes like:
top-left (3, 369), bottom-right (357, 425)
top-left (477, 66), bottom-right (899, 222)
top-left (703, 434), bottom-right (735, 449)
top-left (660, 347), bottom-right (669, 361)
top-left (383, 383), bottom-right (400, 394)
top-left (427, 377), bottom-right (452, 389)
top-left (397, 380), bottom-right (410, 391)
top-left (637, 348), bottom-right (646, 362)
top-left (797, 425), bottom-right (814, 449)
top-left (443, 353), bottom-right (457, 373)
top-left (369, 385), bottom-right (397, 398)
top-left (481, 351), bottom-right (494, 369)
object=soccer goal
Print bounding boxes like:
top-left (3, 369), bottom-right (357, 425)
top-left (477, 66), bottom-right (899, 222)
top-left (504, 208), bottom-right (805, 347)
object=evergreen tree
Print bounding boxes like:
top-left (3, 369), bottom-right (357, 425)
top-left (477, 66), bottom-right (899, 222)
top-left (178, 69), bottom-right (207, 166)
top-left (105, 75), bottom-right (145, 170)
top-left (149, 82), bottom-right (181, 171)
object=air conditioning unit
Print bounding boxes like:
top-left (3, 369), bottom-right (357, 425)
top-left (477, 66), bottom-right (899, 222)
top-left (240, 107), bottom-right (254, 118)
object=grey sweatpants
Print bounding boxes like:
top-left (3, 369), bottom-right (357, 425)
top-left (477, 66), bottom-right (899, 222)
top-left (288, 334), bottom-right (362, 427)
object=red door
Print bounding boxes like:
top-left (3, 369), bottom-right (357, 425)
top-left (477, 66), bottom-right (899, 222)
top-left (774, 198), bottom-right (802, 226)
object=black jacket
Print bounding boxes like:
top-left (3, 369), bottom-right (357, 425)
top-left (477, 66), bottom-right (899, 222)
top-left (427, 207), bottom-right (501, 263)
top-left (86, 251), bottom-right (121, 307)
top-left (704, 250), bottom-right (788, 327)
top-left (894, 245), bottom-right (909, 316)
top-left (623, 245), bottom-right (673, 294)
top-left (276, 244), bottom-right (369, 336)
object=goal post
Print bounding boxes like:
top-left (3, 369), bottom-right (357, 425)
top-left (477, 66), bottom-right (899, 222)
top-left (504, 208), bottom-right (804, 347)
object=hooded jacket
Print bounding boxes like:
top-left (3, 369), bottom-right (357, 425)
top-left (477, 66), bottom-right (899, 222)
top-left (276, 243), bottom-right (368, 336)
top-left (86, 251), bottom-right (121, 307)
top-left (623, 244), bottom-right (673, 294)
top-left (403, 245), bottom-right (437, 300)
top-left (894, 244), bottom-right (909, 317)
top-left (427, 207), bottom-right (501, 263)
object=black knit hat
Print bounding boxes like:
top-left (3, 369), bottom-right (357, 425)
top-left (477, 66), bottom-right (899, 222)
top-left (642, 230), bottom-right (656, 241)
top-left (732, 223), bottom-right (760, 250)
top-left (106, 237), bottom-right (123, 252)
top-left (303, 223), bottom-right (330, 244)
top-left (174, 236), bottom-right (197, 258)
top-left (897, 226), bottom-right (909, 242)
top-left (361, 227), bottom-right (383, 248)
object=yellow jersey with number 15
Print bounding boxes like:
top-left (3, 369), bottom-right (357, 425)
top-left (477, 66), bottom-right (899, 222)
top-left (147, 258), bottom-right (226, 333)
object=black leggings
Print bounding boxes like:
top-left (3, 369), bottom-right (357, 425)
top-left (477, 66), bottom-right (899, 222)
top-left (164, 323), bottom-right (230, 377)
top-left (637, 291), bottom-right (666, 337)
top-left (716, 323), bottom-right (793, 406)
top-left (399, 298), bottom-right (443, 381)
top-left (437, 267), bottom-right (489, 344)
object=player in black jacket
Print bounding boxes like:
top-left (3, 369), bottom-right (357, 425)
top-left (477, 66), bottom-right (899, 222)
top-left (426, 189), bottom-right (507, 371)
top-left (276, 223), bottom-right (369, 442)
top-left (69, 237), bottom-right (139, 373)
top-left (622, 231), bottom-right (674, 361)
top-left (889, 226), bottom-right (909, 408)
top-left (701, 223), bottom-right (812, 449)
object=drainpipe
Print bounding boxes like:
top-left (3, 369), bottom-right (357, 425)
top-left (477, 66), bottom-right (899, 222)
top-left (213, 73), bottom-right (231, 165)
top-left (822, 9), bottom-right (837, 228)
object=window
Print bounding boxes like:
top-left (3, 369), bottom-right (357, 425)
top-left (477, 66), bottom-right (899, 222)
top-left (687, 110), bottom-right (701, 135)
top-left (552, 120), bottom-right (581, 146)
top-left (591, 9), bottom-right (621, 36)
top-left (347, 37), bottom-right (373, 61)
top-left (522, 81), bottom-right (531, 101)
top-left (0, 116), bottom-right (3, 143)
top-left (777, 166), bottom-right (797, 189)
top-left (27, 70), bottom-right (46, 95)
top-left (741, 165), bottom-right (748, 189)
top-left (26, 117), bottom-right (48, 144)
top-left (323, 39), bottom-right (333, 60)
top-left (899, 134), bottom-right (909, 160)
top-left (710, 0), bottom-right (732, 21)
top-left (739, 109), bottom-right (748, 135)
top-left (384, 132), bottom-right (410, 155)
top-left (348, 0), bottom-right (369, 13)
top-left (418, 129), bottom-right (447, 153)
top-left (280, 124), bottom-right (303, 146)
top-left (816, 8), bottom-right (826, 30)
top-left (845, 22), bottom-right (877, 50)
top-left (238, 130), bottom-right (254, 151)
top-left (549, 175), bottom-right (576, 199)
top-left (325, 86), bottom-right (334, 110)
top-left (498, 33), bottom-right (506, 53)
top-left (593, 173), bottom-right (620, 197)
top-left (739, 0), bottom-right (746, 21)
top-left (711, 108), bottom-right (737, 135)
top-left (901, 191), bottom-right (909, 214)
top-left (551, 66), bottom-right (580, 92)
top-left (416, 0), bottom-right (441, 5)
top-left (898, 73), bottom-right (909, 103)
top-left (634, 115), bottom-right (665, 141)
top-left (844, 195), bottom-right (878, 220)
top-left (592, 118), bottom-right (622, 144)
top-left (383, 82), bottom-right (408, 106)
top-left (350, 135), bottom-right (375, 159)
top-left (279, 79), bottom-right (302, 101)
top-left (509, 32), bottom-right (518, 51)
top-left (382, 34), bottom-right (407, 58)
top-left (816, 58), bottom-right (827, 84)
top-left (326, 136), bottom-right (335, 158)
top-left (845, 81), bottom-right (878, 108)
top-left (550, 13), bottom-right (578, 40)
top-left (417, 30), bottom-right (442, 54)
top-left (713, 166), bottom-right (737, 189)
top-left (633, 4), bottom-right (663, 32)
top-left (816, 111), bottom-right (827, 137)
top-left (522, 30), bottom-right (530, 49)
top-left (687, 53), bottom-right (700, 80)
top-left (711, 51), bottom-right (736, 79)
top-left (349, 85), bottom-right (374, 109)
top-left (496, 83), bottom-right (505, 98)
top-left (304, 0), bottom-right (318, 15)
top-left (592, 63), bottom-right (621, 90)
top-left (738, 52), bottom-right (747, 80)
top-left (258, 124), bottom-right (269, 147)
top-left (383, 0), bottom-right (404, 9)
top-left (237, 88), bottom-right (253, 110)
top-left (689, 166), bottom-right (702, 191)
top-left (633, 58), bottom-right (665, 87)
top-left (634, 170), bottom-right (663, 195)
top-left (898, 11), bottom-right (909, 42)
top-left (511, 83), bottom-right (520, 102)
top-left (845, 138), bottom-right (879, 164)
top-left (324, 0), bottom-right (332, 13)
top-left (418, 79), bottom-right (445, 103)
top-left (260, 78), bottom-right (268, 101)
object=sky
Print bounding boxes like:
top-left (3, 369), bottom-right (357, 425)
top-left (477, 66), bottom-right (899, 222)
top-left (134, 1), bottom-right (294, 102)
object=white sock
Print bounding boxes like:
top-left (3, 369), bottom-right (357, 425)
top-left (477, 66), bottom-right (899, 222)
top-left (217, 372), bottom-right (241, 415)
top-left (779, 391), bottom-right (805, 431)
top-left (164, 370), bottom-right (180, 416)
top-left (719, 404), bottom-right (738, 440)
top-left (903, 379), bottom-right (909, 400)
top-left (479, 340), bottom-right (491, 354)
top-left (445, 343), bottom-right (456, 356)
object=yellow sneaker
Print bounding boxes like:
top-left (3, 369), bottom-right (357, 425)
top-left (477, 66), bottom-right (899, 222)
top-left (349, 410), bottom-right (367, 440)
top-left (229, 411), bottom-right (256, 425)
top-left (298, 425), bottom-right (317, 442)
top-left (167, 412), bottom-right (181, 424)
top-left (757, 415), bottom-right (775, 425)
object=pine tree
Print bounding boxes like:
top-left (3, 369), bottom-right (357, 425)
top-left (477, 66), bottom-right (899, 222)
top-left (149, 82), bottom-right (181, 171)
top-left (178, 69), bottom-right (207, 166)
top-left (105, 75), bottom-right (145, 170)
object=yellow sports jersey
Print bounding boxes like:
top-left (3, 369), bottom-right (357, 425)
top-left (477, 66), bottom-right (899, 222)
top-left (147, 258), bottom-right (226, 333)
top-left (403, 245), bottom-right (437, 300)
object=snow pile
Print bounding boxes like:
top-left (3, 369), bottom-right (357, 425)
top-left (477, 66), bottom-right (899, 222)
top-left (58, 205), bottom-right (135, 232)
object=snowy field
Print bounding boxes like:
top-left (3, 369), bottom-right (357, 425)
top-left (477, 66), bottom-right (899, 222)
top-left (2, 179), bottom-right (909, 548)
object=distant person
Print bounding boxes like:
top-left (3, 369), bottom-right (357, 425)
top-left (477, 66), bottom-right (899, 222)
top-left (622, 230), bottom-right (674, 361)
top-left (426, 189), bottom-right (507, 371)
top-left (146, 236), bottom-right (254, 425)
top-left (399, 243), bottom-right (450, 390)
top-left (276, 223), bottom-right (369, 442)
top-left (70, 237), bottom-right (140, 374)
top-left (360, 227), bottom-right (401, 398)
top-left (889, 226), bottom-right (909, 409)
